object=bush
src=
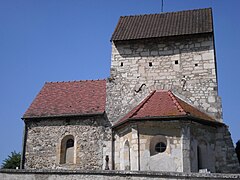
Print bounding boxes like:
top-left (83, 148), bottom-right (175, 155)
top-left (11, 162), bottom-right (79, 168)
top-left (1, 151), bottom-right (21, 169)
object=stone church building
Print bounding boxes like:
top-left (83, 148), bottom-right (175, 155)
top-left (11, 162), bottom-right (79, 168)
top-left (21, 8), bottom-right (240, 173)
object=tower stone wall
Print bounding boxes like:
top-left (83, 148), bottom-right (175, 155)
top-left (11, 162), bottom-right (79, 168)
top-left (106, 34), bottom-right (222, 123)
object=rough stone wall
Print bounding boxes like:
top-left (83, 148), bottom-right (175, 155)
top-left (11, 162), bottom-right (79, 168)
top-left (190, 123), bottom-right (217, 173)
top-left (106, 34), bottom-right (222, 123)
top-left (215, 126), bottom-right (240, 173)
top-left (1, 169), bottom-right (240, 180)
top-left (190, 123), bottom-right (240, 173)
top-left (24, 115), bottom-right (112, 170)
top-left (113, 121), bottom-right (183, 172)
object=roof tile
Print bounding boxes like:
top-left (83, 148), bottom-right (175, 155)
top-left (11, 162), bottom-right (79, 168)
top-left (23, 80), bottom-right (106, 118)
top-left (114, 90), bottom-right (216, 126)
top-left (111, 8), bottom-right (213, 41)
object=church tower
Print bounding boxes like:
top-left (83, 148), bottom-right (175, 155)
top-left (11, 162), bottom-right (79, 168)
top-left (107, 8), bottom-right (239, 173)
top-left (106, 8), bottom-right (222, 123)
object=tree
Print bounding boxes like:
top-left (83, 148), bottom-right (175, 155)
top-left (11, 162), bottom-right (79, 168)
top-left (1, 151), bottom-right (21, 169)
top-left (236, 140), bottom-right (240, 164)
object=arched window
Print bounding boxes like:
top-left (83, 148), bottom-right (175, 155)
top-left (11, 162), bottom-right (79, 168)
top-left (60, 135), bottom-right (75, 164)
top-left (124, 140), bottom-right (131, 170)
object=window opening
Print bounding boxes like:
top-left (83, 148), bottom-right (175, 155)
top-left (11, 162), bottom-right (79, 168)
top-left (66, 139), bottom-right (74, 148)
top-left (149, 62), bottom-right (153, 67)
top-left (124, 140), bottom-right (131, 170)
top-left (60, 135), bottom-right (75, 164)
top-left (175, 60), bottom-right (178, 64)
top-left (120, 62), bottom-right (123, 66)
top-left (155, 142), bottom-right (166, 153)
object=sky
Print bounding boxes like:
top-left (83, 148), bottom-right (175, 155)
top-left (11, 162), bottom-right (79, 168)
top-left (0, 0), bottom-right (239, 165)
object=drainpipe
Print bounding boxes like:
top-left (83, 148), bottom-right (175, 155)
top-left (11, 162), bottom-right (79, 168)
top-left (20, 121), bottom-right (28, 169)
top-left (111, 130), bottom-right (115, 170)
top-left (137, 124), bottom-right (140, 171)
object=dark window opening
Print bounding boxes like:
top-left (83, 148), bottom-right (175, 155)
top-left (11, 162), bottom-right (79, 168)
top-left (66, 139), bottom-right (74, 148)
top-left (149, 62), bottom-right (152, 67)
top-left (175, 60), bottom-right (178, 64)
top-left (195, 63), bottom-right (198, 66)
top-left (60, 135), bottom-right (75, 164)
top-left (120, 62), bottom-right (123, 66)
top-left (155, 142), bottom-right (166, 153)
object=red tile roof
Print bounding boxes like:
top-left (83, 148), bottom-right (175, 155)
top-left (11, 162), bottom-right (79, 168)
top-left (111, 8), bottom-right (213, 41)
top-left (23, 80), bottom-right (106, 119)
top-left (114, 90), bottom-right (216, 127)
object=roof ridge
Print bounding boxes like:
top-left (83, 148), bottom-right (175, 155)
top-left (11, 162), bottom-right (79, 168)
top-left (45, 79), bottom-right (106, 84)
top-left (129, 90), bottom-right (156, 119)
top-left (119, 8), bottom-right (212, 18)
top-left (167, 91), bottom-right (185, 114)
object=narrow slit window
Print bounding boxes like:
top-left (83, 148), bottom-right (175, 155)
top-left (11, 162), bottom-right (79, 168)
top-left (149, 62), bottom-right (152, 67)
top-left (120, 62), bottom-right (123, 66)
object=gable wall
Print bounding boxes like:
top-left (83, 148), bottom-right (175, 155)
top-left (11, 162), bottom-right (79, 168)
top-left (23, 116), bottom-right (112, 170)
top-left (106, 34), bottom-right (222, 123)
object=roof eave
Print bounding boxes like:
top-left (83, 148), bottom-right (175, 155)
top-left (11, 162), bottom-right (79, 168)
top-left (22, 112), bottom-right (105, 121)
top-left (111, 31), bottom-right (213, 42)
top-left (112, 115), bottom-right (224, 129)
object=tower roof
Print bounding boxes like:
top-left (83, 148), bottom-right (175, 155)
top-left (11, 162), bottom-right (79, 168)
top-left (111, 8), bottom-right (213, 41)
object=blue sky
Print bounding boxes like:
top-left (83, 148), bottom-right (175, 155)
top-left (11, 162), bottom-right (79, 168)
top-left (0, 0), bottom-right (239, 165)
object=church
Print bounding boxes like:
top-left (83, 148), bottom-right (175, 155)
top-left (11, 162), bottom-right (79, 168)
top-left (21, 8), bottom-right (240, 173)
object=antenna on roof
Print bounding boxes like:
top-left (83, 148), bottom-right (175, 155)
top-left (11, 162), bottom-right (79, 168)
top-left (161, 0), bottom-right (164, 12)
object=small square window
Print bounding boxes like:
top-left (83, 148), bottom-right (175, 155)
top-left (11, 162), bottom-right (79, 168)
top-left (195, 63), bottom-right (198, 66)
top-left (175, 60), bottom-right (178, 64)
top-left (149, 62), bottom-right (152, 67)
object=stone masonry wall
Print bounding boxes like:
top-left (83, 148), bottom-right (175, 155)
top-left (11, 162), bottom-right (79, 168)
top-left (106, 34), bottom-right (222, 123)
top-left (24, 115), bottom-right (112, 170)
top-left (1, 169), bottom-right (240, 180)
top-left (190, 123), bottom-right (217, 173)
top-left (215, 126), bottom-right (240, 173)
top-left (113, 121), bottom-right (183, 172)
top-left (190, 123), bottom-right (240, 173)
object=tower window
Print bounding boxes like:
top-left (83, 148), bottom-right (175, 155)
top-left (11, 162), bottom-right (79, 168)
top-left (195, 63), bottom-right (198, 66)
top-left (120, 62), bottom-right (123, 66)
top-left (149, 62), bottom-right (153, 67)
top-left (175, 60), bottom-right (178, 64)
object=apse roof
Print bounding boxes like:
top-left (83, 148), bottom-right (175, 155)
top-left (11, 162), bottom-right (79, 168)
top-left (114, 90), bottom-right (217, 127)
